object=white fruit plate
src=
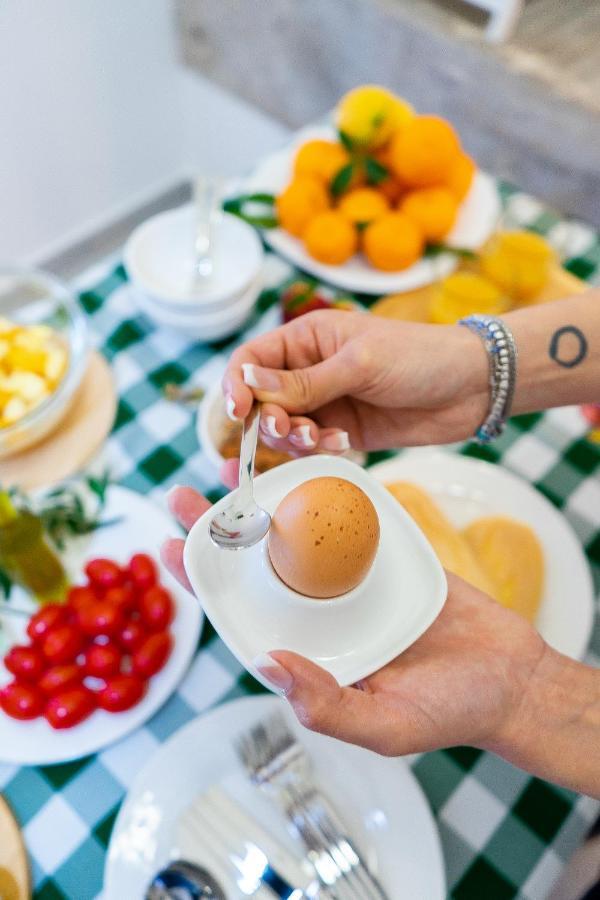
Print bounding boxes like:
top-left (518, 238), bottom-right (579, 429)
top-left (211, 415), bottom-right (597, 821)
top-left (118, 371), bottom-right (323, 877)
top-left (244, 124), bottom-right (502, 295)
top-left (184, 455), bottom-right (447, 688)
top-left (0, 486), bottom-right (203, 765)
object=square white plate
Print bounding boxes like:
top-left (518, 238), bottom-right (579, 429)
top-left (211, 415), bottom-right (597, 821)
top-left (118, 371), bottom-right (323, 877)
top-left (184, 455), bottom-right (446, 687)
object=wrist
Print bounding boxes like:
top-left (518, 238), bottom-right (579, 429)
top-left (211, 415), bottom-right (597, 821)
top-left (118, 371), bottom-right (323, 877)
top-left (486, 643), bottom-right (600, 796)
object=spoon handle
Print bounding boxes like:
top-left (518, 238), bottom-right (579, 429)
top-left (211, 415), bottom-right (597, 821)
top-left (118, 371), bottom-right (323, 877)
top-left (237, 403), bottom-right (261, 503)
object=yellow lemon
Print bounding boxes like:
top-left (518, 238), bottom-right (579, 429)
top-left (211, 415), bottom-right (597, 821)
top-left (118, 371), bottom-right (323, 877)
top-left (336, 85), bottom-right (413, 150)
top-left (430, 272), bottom-right (509, 324)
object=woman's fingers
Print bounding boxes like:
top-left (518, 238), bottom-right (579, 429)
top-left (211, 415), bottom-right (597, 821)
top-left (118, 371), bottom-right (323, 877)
top-left (160, 537), bottom-right (193, 593)
top-left (220, 458), bottom-right (240, 490)
top-left (254, 651), bottom-right (425, 756)
top-left (166, 486), bottom-right (212, 531)
top-left (258, 403), bottom-right (292, 442)
top-left (240, 356), bottom-right (355, 415)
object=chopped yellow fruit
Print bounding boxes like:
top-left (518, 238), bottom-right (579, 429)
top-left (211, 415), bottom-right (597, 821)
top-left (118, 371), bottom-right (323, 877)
top-left (45, 347), bottom-right (67, 382)
top-left (3, 396), bottom-right (28, 423)
top-left (0, 317), bottom-right (68, 429)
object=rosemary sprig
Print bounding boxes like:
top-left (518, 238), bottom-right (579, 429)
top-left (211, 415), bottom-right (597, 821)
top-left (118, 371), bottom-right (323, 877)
top-left (0, 471), bottom-right (118, 599)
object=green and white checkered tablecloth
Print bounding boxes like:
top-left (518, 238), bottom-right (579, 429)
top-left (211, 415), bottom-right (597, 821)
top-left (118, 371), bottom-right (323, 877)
top-left (1, 183), bottom-right (599, 900)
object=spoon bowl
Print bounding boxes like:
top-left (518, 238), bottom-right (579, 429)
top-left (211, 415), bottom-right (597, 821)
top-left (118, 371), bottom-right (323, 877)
top-left (209, 403), bottom-right (271, 550)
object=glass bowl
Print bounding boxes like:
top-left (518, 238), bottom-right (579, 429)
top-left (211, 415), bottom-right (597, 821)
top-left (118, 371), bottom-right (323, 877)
top-left (0, 268), bottom-right (88, 459)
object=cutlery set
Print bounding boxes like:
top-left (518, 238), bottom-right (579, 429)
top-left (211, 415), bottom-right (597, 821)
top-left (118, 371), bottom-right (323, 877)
top-left (146, 713), bottom-right (388, 899)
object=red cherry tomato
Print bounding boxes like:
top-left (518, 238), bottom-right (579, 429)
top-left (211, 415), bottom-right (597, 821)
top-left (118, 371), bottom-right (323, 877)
top-left (84, 558), bottom-right (123, 592)
top-left (132, 632), bottom-right (172, 678)
top-left (139, 586), bottom-right (174, 632)
top-left (0, 681), bottom-right (44, 720)
top-left (127, 553), bottom-right (157, 593)
top-left (104, 584), bottom-right (136, 615)
top-left (97, 674), bottom-right (147, 712)
top-left (44, 687), bottom-right (96, 729)
top-left (26, 603), bottom-right (70, 644)
top-left (116, 619), bottom-right (146, 653)
top-left (3, 645), bottom-right (46, 682)
top-left (77, 603), bottom-right (124, 638)
top-left (39, 664), bottom-right (82, 696)
top-left (82, 642), bottom-right (122, 679)
top-left (42, 625), bottom-right (85, 665)
top-left (67, 585), bottom-right (97, 613)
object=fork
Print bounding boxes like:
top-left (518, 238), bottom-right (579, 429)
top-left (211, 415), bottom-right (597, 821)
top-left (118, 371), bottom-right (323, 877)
top-left (236, 713), bottom-right (388, 900)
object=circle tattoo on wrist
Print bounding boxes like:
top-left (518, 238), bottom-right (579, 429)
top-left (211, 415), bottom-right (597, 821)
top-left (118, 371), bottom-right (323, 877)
top-left (548, 325), bottom-right (588, 369)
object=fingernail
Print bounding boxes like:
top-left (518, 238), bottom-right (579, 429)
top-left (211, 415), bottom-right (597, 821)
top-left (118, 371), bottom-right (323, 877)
top-left (242, 363), bottom-right (281, 392)
top-left (253, 653), bottom-right (294, 695)
top-left (262, 415), bottom-right (282, 439)
top-left (289, 424), bottom-right (316, 448)
top-left (225, 394), bottom-right (239, 421)
top-left (320, 431), bottom-right (350, 452)
top-left (165, 484), bottom-right (183, 508)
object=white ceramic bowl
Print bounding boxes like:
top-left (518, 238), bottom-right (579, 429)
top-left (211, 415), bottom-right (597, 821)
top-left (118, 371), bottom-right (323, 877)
top-left (183, 455), bottom-right (447, 686)
top-left (197, 377), bottom-right (367, 470)
top-left (124, 206), bottom-right (264, 312)
top-left (132, 275), bottom-right (262, 342)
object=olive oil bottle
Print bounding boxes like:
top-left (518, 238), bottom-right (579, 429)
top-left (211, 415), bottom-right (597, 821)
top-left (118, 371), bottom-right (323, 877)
top-left (0, 491), bottom-right (67, 603)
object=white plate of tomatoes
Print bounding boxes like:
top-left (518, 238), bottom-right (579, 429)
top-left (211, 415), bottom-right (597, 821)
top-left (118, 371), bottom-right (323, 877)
top-left (0, 486), bottom-right (203, 765)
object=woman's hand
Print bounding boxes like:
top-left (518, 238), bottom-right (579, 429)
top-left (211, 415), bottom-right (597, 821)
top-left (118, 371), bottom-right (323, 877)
top-left (162, 491), bottom-right (543, 754)
top-left (162, 485), bottom-right (600, 797)
top-left (222, 310), bottom-right (489, 453)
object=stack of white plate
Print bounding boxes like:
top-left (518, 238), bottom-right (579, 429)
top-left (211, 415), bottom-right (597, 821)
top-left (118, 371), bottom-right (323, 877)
top-left (124, 206), bottom-right (264, 341)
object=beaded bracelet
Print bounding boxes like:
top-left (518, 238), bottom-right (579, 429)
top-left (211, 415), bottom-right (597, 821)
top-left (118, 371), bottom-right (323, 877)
top-left (458, 315), bottom-right (518, 444)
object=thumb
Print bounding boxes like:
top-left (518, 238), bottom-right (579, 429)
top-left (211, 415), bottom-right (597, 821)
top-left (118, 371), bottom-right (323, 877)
top-left (241, 359), bottom-right (355, 414)
top-left (253, 650), bottom-right (401, 754)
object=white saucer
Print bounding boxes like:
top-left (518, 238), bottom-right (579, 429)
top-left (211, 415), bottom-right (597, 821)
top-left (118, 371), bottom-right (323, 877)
top-left (104, 694), bottom-right (446, 899)
top-left (368, 449), bottom-right (595, 661)
top-left (132, 275), bottom-right (262, 341)
top-left (183, 456), bottom-right (446, 687)
top-left (244, 125), bottom-right (501, 295)
top-left (0, 486), bottom-right (203, 765)
top-left (124, 208), bottom-right (264, 309)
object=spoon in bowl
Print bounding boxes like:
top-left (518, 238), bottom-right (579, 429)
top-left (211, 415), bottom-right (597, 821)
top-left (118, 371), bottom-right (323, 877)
top-left (209, 403), bottom-right (271, 550)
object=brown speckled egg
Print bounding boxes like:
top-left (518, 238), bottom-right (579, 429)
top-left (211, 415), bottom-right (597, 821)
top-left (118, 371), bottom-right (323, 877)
top-left (268, 476), bottom-right (380, 599)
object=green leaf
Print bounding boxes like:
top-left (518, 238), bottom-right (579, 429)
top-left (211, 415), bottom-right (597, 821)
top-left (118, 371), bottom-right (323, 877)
top-left (222, 194), bottom-right (277, 229)
top-left (337, 130), bottom-right (355, 153)
top-left (365, 157), bottom-right (389, 185)
top-left (425, 243), bottom-right (478, 260)
top-left (0, 568), bottom-right (12, 600)
top-left (330, 163), bottom-right (355, 197)
top-left (86, 471), bottom-right (110, 505)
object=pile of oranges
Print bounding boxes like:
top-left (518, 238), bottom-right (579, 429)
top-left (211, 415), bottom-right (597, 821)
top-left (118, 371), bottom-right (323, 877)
top-left (276, 85), bottom-right (476, 272)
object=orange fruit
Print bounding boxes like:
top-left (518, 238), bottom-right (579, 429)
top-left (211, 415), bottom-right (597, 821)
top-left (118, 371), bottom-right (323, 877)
top-left (446, 153), bottom-right (476, 200)
top-left (362, 212), bottom-right (424, 271)
top-left (335, 85), bottom-right (414, 150)
top-left (276, 177), bottom-right (330, 237)
top-left (304, 211), bottom-right (358, 265)
top-left (400, 187), bottom-right (458, 241)
top-left (389, 115), bottom-right (461, 188)
top-left (338, 188), bottom-right (390, 225)
top-left (377, 174), bottom-right (404, 204)
top-left (293, 140), bottom-right (350, 184)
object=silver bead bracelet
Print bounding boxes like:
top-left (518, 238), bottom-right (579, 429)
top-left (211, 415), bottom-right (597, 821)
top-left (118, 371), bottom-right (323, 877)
top-left (458, 314), bottom-right (518, 444)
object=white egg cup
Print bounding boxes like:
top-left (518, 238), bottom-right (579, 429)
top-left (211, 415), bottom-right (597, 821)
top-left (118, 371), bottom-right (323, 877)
top-left (183, 455), bottom-right (447, 688)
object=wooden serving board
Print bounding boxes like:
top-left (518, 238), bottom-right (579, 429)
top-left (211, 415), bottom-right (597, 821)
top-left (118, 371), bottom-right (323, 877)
top-left (0, 796), bottom-right (29, 900)
top-left (371, 263), bottom-right (588, 321)
top-left (0, 351), bottom-right (116, 491)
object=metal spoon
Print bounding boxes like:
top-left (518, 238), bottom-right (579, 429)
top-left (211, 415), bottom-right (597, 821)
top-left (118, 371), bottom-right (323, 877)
top-left (209, 403), bottom-right (271, 550)
top-left (146, 860), bottom-right (226, 899)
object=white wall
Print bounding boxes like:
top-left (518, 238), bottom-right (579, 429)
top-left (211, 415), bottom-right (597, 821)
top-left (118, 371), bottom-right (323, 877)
top-left (0, 0), bottom-right (287, 265)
